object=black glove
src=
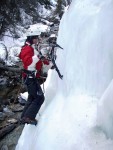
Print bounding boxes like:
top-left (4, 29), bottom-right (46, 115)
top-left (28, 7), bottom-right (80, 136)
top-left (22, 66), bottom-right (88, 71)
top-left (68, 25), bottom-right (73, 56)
top-left (51, 66), bottom-right (55, 69)
top-left (38, 54), bottom-right (45, 60)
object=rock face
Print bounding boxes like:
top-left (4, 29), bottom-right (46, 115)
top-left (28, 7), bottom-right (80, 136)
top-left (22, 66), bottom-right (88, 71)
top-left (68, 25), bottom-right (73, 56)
top-left (0, 104), bottom-right (24, 150)
top-left (0, 70), bottom-right (25, 150)
top-left (0, 124), bottom-right (24, 150)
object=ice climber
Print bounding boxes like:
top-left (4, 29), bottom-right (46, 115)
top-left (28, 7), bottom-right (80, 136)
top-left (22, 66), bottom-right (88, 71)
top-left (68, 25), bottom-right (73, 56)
top-left (19, 29), bottom-right (53, 125)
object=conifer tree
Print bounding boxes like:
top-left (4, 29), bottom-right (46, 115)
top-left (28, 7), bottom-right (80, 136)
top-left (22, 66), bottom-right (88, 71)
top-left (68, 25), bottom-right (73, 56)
top-left (0, 0), bottom-right (52, 39)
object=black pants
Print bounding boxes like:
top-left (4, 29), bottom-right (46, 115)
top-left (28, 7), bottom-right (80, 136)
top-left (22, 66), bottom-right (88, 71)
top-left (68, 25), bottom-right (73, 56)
top-left (21, 77), bottom-right (44, 120)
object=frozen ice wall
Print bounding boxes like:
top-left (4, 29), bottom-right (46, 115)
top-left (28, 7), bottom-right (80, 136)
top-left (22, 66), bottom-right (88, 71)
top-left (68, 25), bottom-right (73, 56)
top-left (16, 0), bottom-right (113, 149)
top-left (56, 0), bottom-right (113, 97)
top-left (97, 79), bottom-right (113, 138)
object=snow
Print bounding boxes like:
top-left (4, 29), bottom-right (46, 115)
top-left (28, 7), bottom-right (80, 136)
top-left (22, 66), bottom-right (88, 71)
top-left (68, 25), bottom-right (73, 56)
top-left (0, 42), bottom-right (7, 62)
top-left (20, 92), bottom-right (28, 101)
top-left (97, 79), bottom-right (113, 139)
top-left (15, 0), bottom-right (113, 149)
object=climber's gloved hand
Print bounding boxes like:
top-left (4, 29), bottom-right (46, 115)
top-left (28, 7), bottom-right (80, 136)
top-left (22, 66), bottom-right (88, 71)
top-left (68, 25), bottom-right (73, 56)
top-left (38, 54), bottom-right (45, 60)
top-left (51, 66), bottom-right (55, 69)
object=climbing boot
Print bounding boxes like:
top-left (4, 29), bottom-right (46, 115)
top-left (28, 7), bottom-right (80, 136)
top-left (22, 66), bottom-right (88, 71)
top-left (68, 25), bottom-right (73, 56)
top-left (20, 117), bottom-right (37, 126)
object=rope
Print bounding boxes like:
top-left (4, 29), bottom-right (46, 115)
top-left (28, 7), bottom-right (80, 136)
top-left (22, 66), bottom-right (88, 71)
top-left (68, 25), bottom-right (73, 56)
top-left (41, 60), bottom-right (46, 93)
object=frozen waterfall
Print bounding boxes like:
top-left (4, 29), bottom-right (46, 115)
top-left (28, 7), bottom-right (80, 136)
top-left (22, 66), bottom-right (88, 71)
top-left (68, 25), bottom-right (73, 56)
top-left (16, 0), bottom-right (113, 150)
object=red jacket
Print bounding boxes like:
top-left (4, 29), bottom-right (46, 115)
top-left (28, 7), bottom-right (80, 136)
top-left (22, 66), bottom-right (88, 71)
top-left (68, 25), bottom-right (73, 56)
top-left (19, 42), bottom-right (51, 78)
